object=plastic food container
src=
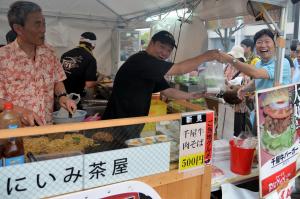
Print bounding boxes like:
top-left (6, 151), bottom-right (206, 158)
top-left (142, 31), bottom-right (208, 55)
top-left (155, 135), bottom-right (172, 142)
top-left (53, 110), bottom-right (87, 124)
top-left (141, 137), bottom-right (157, 145)
top-left (125, 138), bottom-right (143, 147)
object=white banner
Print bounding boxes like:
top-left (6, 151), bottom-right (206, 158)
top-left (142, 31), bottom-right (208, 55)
top-left (0, 143), bottom-right (170, 199)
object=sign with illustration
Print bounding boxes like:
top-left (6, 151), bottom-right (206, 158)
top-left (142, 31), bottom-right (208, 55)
top-left (52, 181), bottom-right (161, 199)
top-left (264, 178), bottom-right (296, 199)
top-left (256, 84), bottom-right (300, 198)
top-left (179, 111), bottom-right (214, 172)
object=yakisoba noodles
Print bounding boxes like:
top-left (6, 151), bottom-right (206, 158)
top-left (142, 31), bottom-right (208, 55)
top-left (24, 134), bottom-right (94, 155)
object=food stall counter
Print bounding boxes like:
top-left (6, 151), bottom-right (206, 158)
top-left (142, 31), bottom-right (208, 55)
top-left (0, 100), bottom-right (212, 199)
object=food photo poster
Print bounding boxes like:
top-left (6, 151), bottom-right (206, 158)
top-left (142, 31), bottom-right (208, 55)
top-left (256, 83), bottom-right (300, 198)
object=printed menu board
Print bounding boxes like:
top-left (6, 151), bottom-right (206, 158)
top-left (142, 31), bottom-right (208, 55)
top-left (256, 84), bottom-right (300, 198)
top-left (179, 111), bottom-right (214, 172)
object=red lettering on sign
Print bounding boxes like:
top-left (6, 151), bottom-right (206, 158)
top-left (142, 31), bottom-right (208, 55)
top-left (261, 162), bottom-right (296, 197)
top-left (205, 112), bottom-right (214, 164)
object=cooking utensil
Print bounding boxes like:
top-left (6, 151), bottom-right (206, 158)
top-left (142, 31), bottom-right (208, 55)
top-left (27, 152), bottom-right (37, 162)
top-left (34, 120), bottom-right (40, 126)
top-left (81, 100), bottom-right (107, 116)
top-left (82, 99), bottom-right (108, 106)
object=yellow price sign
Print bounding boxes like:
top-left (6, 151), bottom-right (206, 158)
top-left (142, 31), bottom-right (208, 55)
top-left (179, 153), bottom-right (204, 171)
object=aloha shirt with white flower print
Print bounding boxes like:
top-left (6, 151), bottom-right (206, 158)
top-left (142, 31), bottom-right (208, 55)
top-left (0, 40), bottom-right (66, 124)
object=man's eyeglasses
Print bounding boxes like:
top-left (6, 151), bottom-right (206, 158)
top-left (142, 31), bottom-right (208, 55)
top-left (256, 40), bottom-right (273, 46)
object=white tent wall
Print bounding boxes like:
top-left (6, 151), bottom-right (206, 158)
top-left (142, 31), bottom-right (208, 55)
top-left (0, 15), bottom-right (115, 75)
top-left (45, 18), bottom-right (114, 75)
top-left (172, 16), bottom-right (208, 62)
top-left (150, 8), bottom-right (208, 63)
top-left (0, 15), bottom-right (11, 44)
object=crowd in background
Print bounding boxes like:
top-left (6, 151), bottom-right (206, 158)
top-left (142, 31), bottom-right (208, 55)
top-left (219, 32), bottom-right (300, 137)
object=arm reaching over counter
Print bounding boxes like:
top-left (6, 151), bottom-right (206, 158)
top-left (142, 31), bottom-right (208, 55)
top-left (102, 30), bottom-right (219, 140)
top-left (166, 49), bottom-right (220, 76)
top-left (102, 30), bottom-right (219, 121)
top-left (216, 29), bottom-right (291, 91)
top-left (161, 88), bottom-right (206, 100)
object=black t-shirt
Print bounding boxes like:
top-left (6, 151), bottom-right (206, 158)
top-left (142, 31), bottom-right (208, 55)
top-left (102, 51), bottom-right (173, 119)
top-left (61, 47), bottom-right (97, 96)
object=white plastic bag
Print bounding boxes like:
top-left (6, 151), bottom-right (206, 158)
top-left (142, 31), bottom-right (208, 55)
top-left (56, 93), bottom-right (80, 117)
top-left (228, 76), bottom-right (243, 86)
top-left (234, 131), bottom-right (257, 149)
top-left (204, 61), bottom-right (225, 93)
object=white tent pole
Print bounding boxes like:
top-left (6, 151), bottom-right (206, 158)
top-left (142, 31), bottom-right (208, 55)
top-left (274, 6), bottom-right (288, 85)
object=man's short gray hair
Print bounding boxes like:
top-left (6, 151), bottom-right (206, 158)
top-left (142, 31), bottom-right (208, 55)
top-left (7, 1), bottom-right (42, 29)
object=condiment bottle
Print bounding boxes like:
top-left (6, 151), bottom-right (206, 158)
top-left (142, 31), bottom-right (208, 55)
top-left (3, 136), bottom-right (25, 166)
top-left (0, 102), bottom-right (24, 166)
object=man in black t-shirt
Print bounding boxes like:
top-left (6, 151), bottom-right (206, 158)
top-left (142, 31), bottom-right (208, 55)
top-left (61, 32), bottom-right (98, 97)
top-left (102, 30), bottom-right (219, 141)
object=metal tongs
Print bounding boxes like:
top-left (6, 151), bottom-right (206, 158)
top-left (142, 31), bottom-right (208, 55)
top-left (27, 152), bottom-right (37, 162)
top-left (68, 111), bottom-right (73, 118)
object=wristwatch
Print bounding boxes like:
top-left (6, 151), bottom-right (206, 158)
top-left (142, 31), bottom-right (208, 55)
top-left (232, 58), bottom-right (238, 65)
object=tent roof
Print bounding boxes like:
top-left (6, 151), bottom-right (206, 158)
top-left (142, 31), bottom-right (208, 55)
top-left (196, 0), bottom-right (288, 21)
top-left (0, 0), bottom-right (288, 27)
top-left (0, 0), bottom-right (201, 24)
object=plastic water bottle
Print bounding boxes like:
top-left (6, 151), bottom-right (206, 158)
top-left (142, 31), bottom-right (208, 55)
top-left (0, 102), bottom-right (20, 166)
top-left (0, 102), bottom-right (24, 166)
top-left (0, 102), bottom-right (21, 129)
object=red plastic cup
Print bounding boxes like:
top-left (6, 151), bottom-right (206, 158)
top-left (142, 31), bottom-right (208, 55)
top-left (229, 139), bottom-right (255, 175)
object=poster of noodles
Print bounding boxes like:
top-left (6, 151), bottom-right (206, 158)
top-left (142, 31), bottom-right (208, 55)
top-left (256, 84), bottom-right (300, 198)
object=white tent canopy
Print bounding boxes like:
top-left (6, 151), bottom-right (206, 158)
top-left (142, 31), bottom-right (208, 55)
top-left (0, 0), bottom-right (288, 75)
top-left (0, 0), bottom-right (200, 23)
top-left (0, 0), bottom-right (204, 75)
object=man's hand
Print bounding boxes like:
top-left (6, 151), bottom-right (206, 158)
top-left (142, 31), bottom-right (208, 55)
top-left (216, 51), bottom-right (234, 64)
top-left (59, 96), bottom-right (77, 114)
top-left (14, 107), bottom-right (44, 126)
top-left (237, 87), bottom-right (247, 100)
top-left (202, 49), bottom-right (221, 61)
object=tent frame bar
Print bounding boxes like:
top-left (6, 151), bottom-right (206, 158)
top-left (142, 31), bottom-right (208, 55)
top-left (96, 0), bottom-right (126, 23)
top-left (0, 8), bottom-right (119, 23)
